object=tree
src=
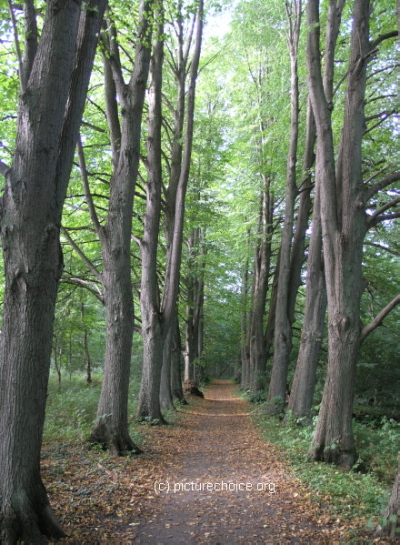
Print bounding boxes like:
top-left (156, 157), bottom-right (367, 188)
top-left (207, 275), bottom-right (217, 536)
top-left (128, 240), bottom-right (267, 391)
top-left (62, 0), bottom-right (154, 453)
top-left (306, 0), bottom-right (400, 469)
top-left (87, 0), bottom-right (153, 454)
top-left (267, 0), bottom-right (302, 412)
top-left (0, 0), bottom-right (106, 541)
top-left (136, 0), bottom-right (204, 421)
top-left (288, 0), bottom-right (346, 420)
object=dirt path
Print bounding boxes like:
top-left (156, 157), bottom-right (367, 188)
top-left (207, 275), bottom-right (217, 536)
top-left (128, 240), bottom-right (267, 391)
top-left (132, 380), bottom-right (348, 543)
top-left (46, 380), bottom-right (382, 543)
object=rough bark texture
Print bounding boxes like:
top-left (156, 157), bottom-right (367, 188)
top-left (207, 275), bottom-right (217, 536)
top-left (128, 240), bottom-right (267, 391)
top-left (0, 1), bottom-right (106, 542)
top-left (288, 186), bottom-right (326, 419)
top-left (306, 0), bottom-right (370, 469)
top-left (90, 0), bottom-right (153, 450)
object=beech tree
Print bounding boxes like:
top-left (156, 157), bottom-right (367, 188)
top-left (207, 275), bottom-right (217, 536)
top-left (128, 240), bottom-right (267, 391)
top-left (0, 0), bottom-right (106, 541)
top-left (306, 0), bottom-right (400, 468)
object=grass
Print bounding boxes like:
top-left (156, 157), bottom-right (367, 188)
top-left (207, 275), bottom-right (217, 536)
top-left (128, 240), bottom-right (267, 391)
top-left (250, 406), bottom-right (399, 532)
top-left (44, 371), bottom-right (142, 445)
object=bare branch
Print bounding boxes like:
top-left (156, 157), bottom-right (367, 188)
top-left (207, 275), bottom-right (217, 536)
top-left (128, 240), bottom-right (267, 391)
top-left (61, 276), bottom-right (104, 303)
top-left (61, 226), bottom-right (102, 281)
top-left (364, 241), bottom-right (400, 257)
top-left (365, 170), bottom-right (400, 201)
top-left (360, 294), bottom-right (400, 343)
top-left (77, 136), bottom-right (103, 238)
top-left (368, 195), bottom-right (400, 228)
top-left (370, 30), bottom-right (398, 50)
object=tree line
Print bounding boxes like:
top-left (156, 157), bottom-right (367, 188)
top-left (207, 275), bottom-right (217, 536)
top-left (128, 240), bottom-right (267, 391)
top-left (0, 0), bottom-right (398, 541)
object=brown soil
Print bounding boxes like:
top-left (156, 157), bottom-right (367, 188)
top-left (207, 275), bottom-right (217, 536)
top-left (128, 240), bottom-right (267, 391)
top-left (43, 380), bottom-right (390, 543)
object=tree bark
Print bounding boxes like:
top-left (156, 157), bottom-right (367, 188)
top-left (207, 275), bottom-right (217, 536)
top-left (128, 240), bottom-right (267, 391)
top-left (249, 177), bottom-right (273, 392)
top-left (136, 5), bottom-right (166, 423)
top-left (287, 0), bottom-right (344, 419)
top-left (306, 0), bottom-right (370, 469)
top-left (288, 185), bottom-right (326, 420)
top-left (90, 0), bottom-right (153, 450)
top-left (170, 317), bottom-right (187, 404)
top-left (0, 1), bottom-right (106, 541)
top-left (267, 0), bottom-right (301, 414)
top-left (137, 0), bottom-right (204, 419)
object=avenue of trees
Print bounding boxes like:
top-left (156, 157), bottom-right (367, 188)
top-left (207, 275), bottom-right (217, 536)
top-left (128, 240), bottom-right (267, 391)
top-left (0, 0), bottom-right (399, 541)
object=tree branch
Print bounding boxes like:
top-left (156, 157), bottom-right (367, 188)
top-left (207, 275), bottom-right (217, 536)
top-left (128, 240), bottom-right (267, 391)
top-left (365, 170), bottom-right (400, 201)
top-left (368, 195), bottom-right (400, 227)
top-left (360, 294), bottom-right (400, 343)
top-left (61, 226), bottom-right (102, 281)
top-left (61, 276), bottom-right (104, 303)
top-left (77, 135), bottom-right (103, 238)
top-left (0, 160), bottom-right (11, 176)
top-left (8, 0), bottom-right (26, 92)
top-left (364, 241), bottom-right (400, 257)
top-left (370, 30), bottom-right (398, 50)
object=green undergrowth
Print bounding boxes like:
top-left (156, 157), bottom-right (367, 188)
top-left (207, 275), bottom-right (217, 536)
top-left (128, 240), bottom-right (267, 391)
top-left (44, 372), bottom-right (141, 445)
top-left (252, 409), bottom-right (398, 530)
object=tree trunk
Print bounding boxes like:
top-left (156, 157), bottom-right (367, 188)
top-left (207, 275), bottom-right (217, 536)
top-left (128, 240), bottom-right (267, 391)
top-left (136, 11), bottom-right (167, 424)
top-left (138, 0), bottom-right (204, 419)
top-left (240, 255), bottom-right (251, 389)
top-left (267, 1), bottom-right (301, 414)
top-left (170, 318), bottom-right (187, 404)
top-left (249, 177), bottom-right (273, 392)
top-left (306, 0), bottom-right (370, 468)
top-left (90, 0), bottom-right (153, 448)
top-left (288, 0), bottom-right (343, 421)
top-left (81, 303), bottom-right (92, 384)
top-left (160, 327), bottom-right (176, 412)
top-left (90, 254), bottom-right (142, 451)
top-left (0, 1), bottom-right (106, 541)
top-left (288, 188), bottom-right (326, 420)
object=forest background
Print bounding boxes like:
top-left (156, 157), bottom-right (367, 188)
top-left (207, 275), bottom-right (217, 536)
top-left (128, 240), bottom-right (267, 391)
top-left (0, 0), bottom-right (399, 541)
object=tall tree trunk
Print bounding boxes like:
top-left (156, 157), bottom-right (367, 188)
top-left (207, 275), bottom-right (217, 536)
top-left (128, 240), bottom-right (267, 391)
top-left (160, 327), bottom-right (176, 412)
top-left (267, 0), bottom-right (302, 414)
top-left (288, 0), bottom-right (344, 420)
top-left (137, 0), bottom-right (204, 419)
top-left (249, 177), bottom-right (273, 392)
top-left (90, 0), bottom-right (153, 449)
top-left (0, 1), bottom-right (106, 541)
top-left (240, 253), bottom-right (251, 389)
top-left (137, 8), bottom-right (166, 423)
top-left (306, 0), bottom-right (370, 469)
top-left (288, 185), bottom-right (326, 419)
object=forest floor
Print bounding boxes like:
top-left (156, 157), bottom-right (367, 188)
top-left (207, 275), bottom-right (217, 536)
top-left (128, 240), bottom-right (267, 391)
top-left (43, 380), bottom-right (393, 544)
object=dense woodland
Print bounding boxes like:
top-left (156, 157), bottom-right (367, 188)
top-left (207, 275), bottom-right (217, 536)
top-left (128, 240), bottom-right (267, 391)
top-left (0, 0), bottom-right (399, 542)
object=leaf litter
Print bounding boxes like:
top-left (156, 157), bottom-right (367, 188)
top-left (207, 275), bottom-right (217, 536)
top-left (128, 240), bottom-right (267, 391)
top-left (41, 380), bottom-right (395, 543)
